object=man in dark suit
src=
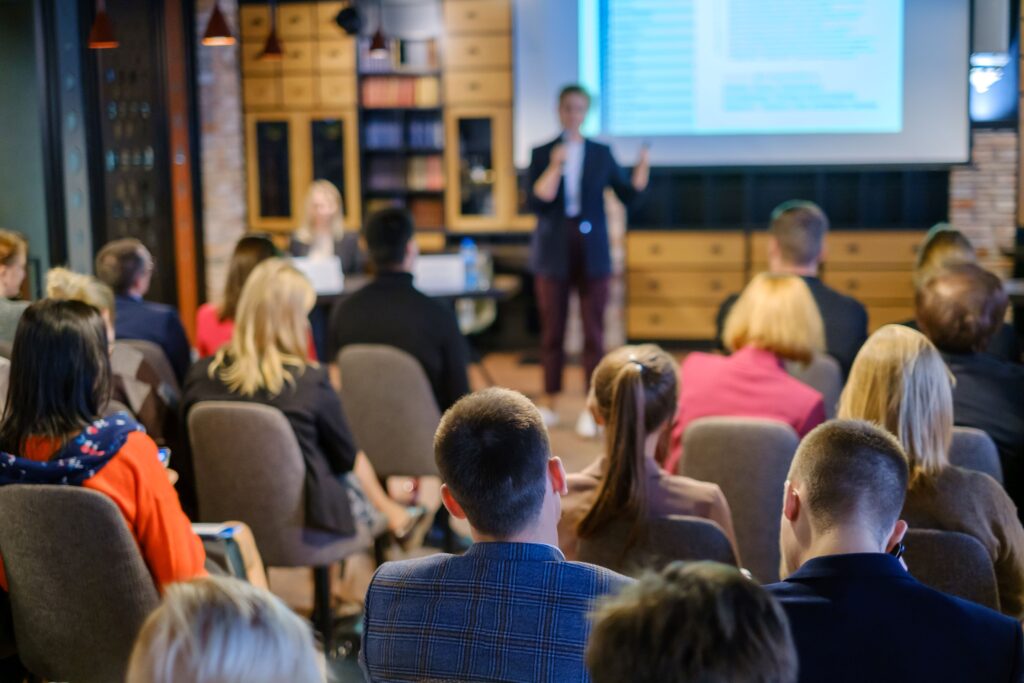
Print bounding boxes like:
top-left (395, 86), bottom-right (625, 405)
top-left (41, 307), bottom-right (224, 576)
top-left (715, 200), bottom-right (867, 377)
top-left (362, 388), bottom-right (631, 682)
top-left (528, 84), bottom-right (649, 435)
top-left (95, 238), bottom-right (191, 383)
top-left (917, 263), bottom-right (1024, 516)
top-left (328, 208), bottom-right (469, 412)
top-left (766, 420), bottom-right (1024, 683)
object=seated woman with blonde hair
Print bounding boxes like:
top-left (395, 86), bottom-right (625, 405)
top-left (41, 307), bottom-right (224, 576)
top-left (126, 576), bottom-right (323, 683)
top-left (289, 179), bottom-right (366, 274)
top-left (559, 345), bottom-right (738, 563)
top-left (838, 324), bottom-right (1024, 619)
top-left (666, 273), bottom-right (826, 473)
top-left (182, 258), bottom-right (422, 546)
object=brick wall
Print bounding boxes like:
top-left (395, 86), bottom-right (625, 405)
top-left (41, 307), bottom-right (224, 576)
top-left (194, 0), bottom-right (246, 303)
top-left (949, 128), bottom-right (1018, 277)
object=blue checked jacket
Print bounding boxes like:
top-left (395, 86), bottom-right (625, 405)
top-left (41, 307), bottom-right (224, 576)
top-left (361, 542), bottom-right (633, 682)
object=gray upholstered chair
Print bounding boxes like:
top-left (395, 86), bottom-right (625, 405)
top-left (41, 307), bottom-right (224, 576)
top-left (949, 426), bottom-right (1003, 485)
top-left (680, 417), bottom-right (799, 583)
top-left (905, 528), bottom-right (1000, 611)
top-left (117, 339), bottom-right (180, 404)
top-left (337, 344), bottom-right (441, 479)
top-left (786, 353), bottom-right (843, 419)
top-left (0, 485), bottom-right (160, 683)
top-left (577, 515), bottom-right (737, 577)
top-left (0, 357), bottom-right (9, 415)
top-left (188, 401), bottom-right (372, 648)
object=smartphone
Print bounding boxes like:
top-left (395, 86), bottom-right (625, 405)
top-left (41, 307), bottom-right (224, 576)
top-left (157, 447), bottom-right (171, 467)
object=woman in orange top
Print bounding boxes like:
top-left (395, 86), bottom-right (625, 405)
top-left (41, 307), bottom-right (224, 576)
top-left (0, 299), bottom-right (205, 590)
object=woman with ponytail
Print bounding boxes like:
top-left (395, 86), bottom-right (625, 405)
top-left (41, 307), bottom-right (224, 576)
top-left (558, 344), bottom-right (738, 561)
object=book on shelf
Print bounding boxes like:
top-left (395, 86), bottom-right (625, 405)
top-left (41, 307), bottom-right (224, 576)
top-left (361, 76), bottom-right (440, 108)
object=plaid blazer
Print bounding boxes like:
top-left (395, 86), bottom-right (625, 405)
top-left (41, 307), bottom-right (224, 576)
top-left (361, 542), bottom-right (632, 682)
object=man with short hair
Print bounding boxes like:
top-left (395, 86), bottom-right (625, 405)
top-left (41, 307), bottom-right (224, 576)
top-left (715, 200), bottom-right (867, 376)
top-left (587, 561), bottom-right (797, 683)
top-left (95, 238), bottom-right (191, 383)
top-left (327, 208), bottom-right (469, 412)
top-left (917, 263), bottom-right (1024, 515)
top-left (766, 420), bottom-right (1023, 682)
top-left (362, 388), bottom-right (631, 683)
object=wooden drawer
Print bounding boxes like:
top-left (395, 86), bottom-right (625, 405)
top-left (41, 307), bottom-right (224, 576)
top-left (242, 78), bottom-right (280, 108)
top-left (866, 305), bottom-right (915, 333)
top-left (628, 232), bottom-right (745, 269)
top-left (279, 3), bottom-right (314, 39)
top-left (821, 270), bottom-right (915, 302)
top-left (319, 75), bottom-right (357, 107)
top-left (444, 71), bottom-right (511, 104)
top-left (241, 43), bottom-right (281, 76)
top-left (828, 231), bottom-right (921, 268)
top-left (416, 232), bottom-right (446, 253)
top-left (316, 2), bottom-right (347, 40)
top-left (444, 35), bottom-right (510, 70)
top-left (317, 40), bottom-right (356, 72)
top-left (444, 0), bottom-right (510, 34)
top-left (240, 5), bottom-right (270, 39)
top-left (282, 40), bottom-right (315, 73)
top-left (281, 76), bottom-right (315, 109)
top-left (628, 271), bottom-right (744, 303)
top-left (628, 304), bottom-right (719, 340)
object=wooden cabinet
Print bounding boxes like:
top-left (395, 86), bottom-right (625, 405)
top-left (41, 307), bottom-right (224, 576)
top-left (626, 232), bottom-right (745, 340)
top-left (444, 0), bottom-right (511, 34)
top-left (444, 107), bottom-right (515, 232)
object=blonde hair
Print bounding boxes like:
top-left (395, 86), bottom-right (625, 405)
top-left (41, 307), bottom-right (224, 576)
top-left (209, 258), bottom-right (316, 396)
top-left (0, 230), bottom-right (27, 266)
top-left (126, 576), bottom-right (323, 683)
top-left (45, 267), bottom-right (115, 317)
top-left (723, 273), bottom-right (825, 364)
top-left (837, 325), bottom-right (953, 483)
top-left (295, 179), bottom-right (345, 244)
top-left (913, 226), bottom-right (975, 288)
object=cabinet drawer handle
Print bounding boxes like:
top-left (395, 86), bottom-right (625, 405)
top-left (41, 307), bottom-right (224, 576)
top-left (466, 11), bottom-right (478, 19)
top-left (468, 46), bottom-right (480, 55)
top-left (468, 81), bottom-right (480, 91)
top-left (846, 279), bottom-right (859, 291)
top-left (710, 243), bottom-right (722, 255)
top-left (289, 16), bottom-right (300, 25)
top-left (710, 279), bottom-right (722, 291)
top-left (649, 314), bottom-right (662, 324)
top-left (648, 244), bottom-right (661, 255)
top-left (646, 279), bottom-right (660, 292)
top-left (845, 243), bottom-right (860, 255)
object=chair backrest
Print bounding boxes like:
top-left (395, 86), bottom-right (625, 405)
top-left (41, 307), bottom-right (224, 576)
top-left (117, 339), bottom-right (180, 402)
top-left (904, 528), bottom-right (1000, 611)
top-left (785, 354), bottom-right (843, 419)
top-left (949, 426), bottom-right (1003, 485)
top-left (188, 401), bottom-right (363, 569)
top-left (0, 356), bottom-right (10, 415)
top-left (337, 344), bottom-right (441, 479)
top-left (681, 417), bottom-right (799, 583)
top-left (577, 515), bottom-right (737, 577)
top-left (0, 485), bottom-right (159, 683)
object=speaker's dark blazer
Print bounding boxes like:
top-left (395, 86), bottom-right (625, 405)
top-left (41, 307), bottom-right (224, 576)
top-left (766, 553), bottom-right (1024, 683)
top-left (527, 137), bottom-right (642, 279)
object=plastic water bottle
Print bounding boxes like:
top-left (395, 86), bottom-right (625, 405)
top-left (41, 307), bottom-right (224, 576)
top-left (460, 238), bottom-right (479, 290)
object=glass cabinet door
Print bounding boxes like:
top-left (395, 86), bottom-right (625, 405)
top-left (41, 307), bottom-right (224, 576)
top-left (457, 117), bottom-right (497, 217)
top-left (255, 119), bottom-right (292, 218)
top-left (305, 112), bottom-right (361, 228)
top-left (445, 107), bottom-right (510, 231)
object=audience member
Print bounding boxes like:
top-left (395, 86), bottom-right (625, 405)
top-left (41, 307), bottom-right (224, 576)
top-left (290, 179), bottom-right (366, 274)
top-left (95, 238), bottom-right (191, 383)
top-left (766, 420), bottom-right (1023, 682)
top-left (0, 230), bottom-right (29, 346)
top-left (916, 263), bottom-right (1024, 516)
top-left (587, 562), bottom-right (797, 683)
top-left (0, 299), bottom-right (205, 590)
top-left (715, 200), bottom-right (867, 376)
top-left (559, 345), bottom-right (738, 563)
top-left (838, 323), bottom-right (1024, 618)
top-left (668, 272), bottom-right (826, 473)
top-left (183, 258), bottom-right (422, 542)
top-left (195, 234), bottom-right (282, 358)
top-left (328, 208), bottom-right (470, 412)
top-left (903, 224), bottom-right (1020, 362)
top-left (362, 388), bottom-right (631, 683)
top-left (45, 267), bottom-right (171, 443)
top-left (126, 576), bottom-right (323, 683)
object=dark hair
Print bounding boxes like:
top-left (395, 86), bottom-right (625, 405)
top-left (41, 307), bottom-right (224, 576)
top-left (587, 562), bottom-right (798, 683)
top-left (578, 345), bottom-right (677, 543)
top-left (790, 420), bottom-right (909, 543)
top-left (770, 199), bottom-right (829, 267)
top-left (434, 388), bottom-right (550, 538)
top-left (219, 234), bottom-right (278, 322)
top-left (0, 299), bottom-right (111, 454)
top-left (914, 225), bottom-right (975, 281)
top-left (559, 84), bottom-right (591, 105)
top-left (95, 238), bottom-right (151, 295)
top-left (362, 208), bottom-right (414, 270)
top-left (916, 263), bottom-right (1008, 354)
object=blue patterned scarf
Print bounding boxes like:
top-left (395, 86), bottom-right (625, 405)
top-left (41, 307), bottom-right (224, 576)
top-left (0, 412), bottom-right (145, 486)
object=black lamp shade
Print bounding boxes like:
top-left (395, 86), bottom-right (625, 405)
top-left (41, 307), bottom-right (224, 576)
top-left (88, 8), bottom-right (118, 49)
top-left (202, 2), bottom-right (235, 46)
